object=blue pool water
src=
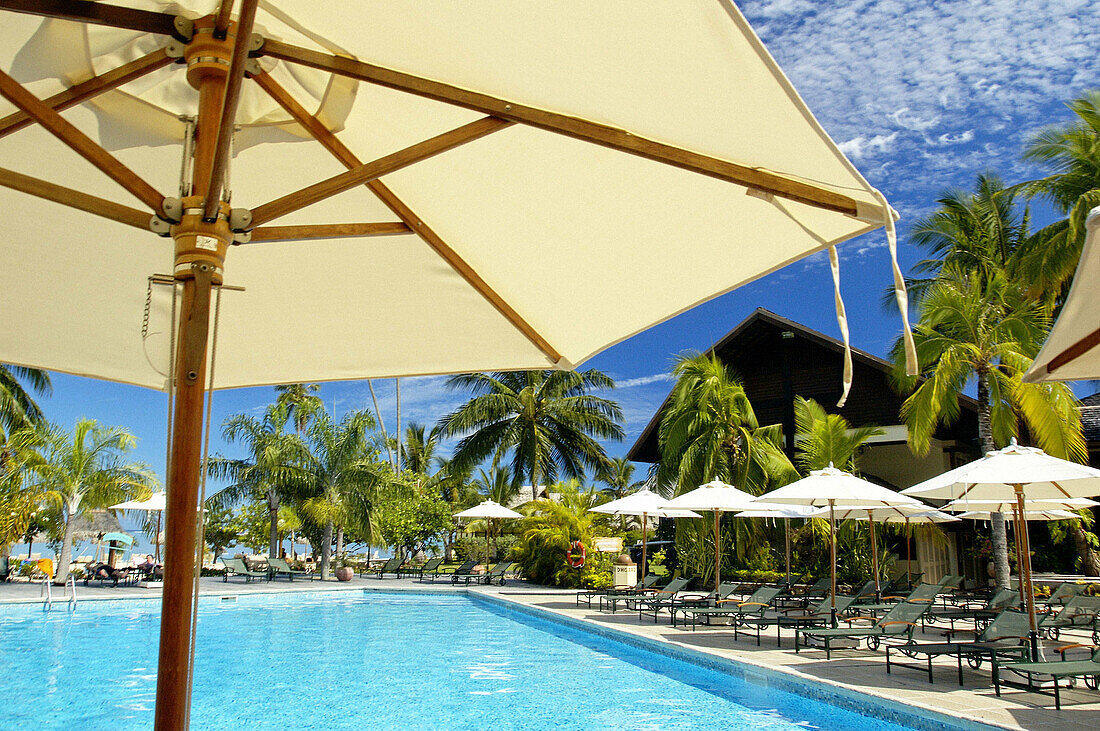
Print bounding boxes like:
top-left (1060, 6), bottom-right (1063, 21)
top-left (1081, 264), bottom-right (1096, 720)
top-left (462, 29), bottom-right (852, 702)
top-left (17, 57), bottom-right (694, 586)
top-left (1, 591), bottom-right (952, 729)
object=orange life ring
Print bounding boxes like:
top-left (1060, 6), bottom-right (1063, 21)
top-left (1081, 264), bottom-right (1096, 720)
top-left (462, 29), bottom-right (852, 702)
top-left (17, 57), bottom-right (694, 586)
top-left (567, 540), bottom-right (586, 568)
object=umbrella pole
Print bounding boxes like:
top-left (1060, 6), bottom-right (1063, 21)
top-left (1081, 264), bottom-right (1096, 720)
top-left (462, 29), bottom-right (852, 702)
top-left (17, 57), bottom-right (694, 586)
top-left (1011, 503), bottom-right (1025, 604)
top-left (642, 512), bottom-right (648, 579)
top-left (713, 510), bottom-right (721, 594)
top-left (829, 500), bottom-right (837, 627)
top-left (155, 511), bottom-right (162, 563)
top-left (905, 518), bottom-right (911, 589)
top-left (1015, 486), bottom-right (1039, 661)
top-left (784, 518), bottom-right (791, 586)
top-left (868, 510), bottom-right (880, 602)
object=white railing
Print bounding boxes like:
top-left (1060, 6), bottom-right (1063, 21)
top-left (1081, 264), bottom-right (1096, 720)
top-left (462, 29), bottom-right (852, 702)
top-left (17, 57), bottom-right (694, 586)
top-left (40, 577), bottom-right (52, 610)
top-left (66, 574), bottom-right (77, 610)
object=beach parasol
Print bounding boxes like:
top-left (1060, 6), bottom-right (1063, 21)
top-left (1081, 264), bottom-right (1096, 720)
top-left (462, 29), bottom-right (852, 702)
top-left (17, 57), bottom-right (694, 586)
top-left (665, 480), bottom-right (757, 593)
top-left (1024, 206), bottom-right (1100, 383)
top-left (111, 491), bottom-right (168, 562)
top-left (756, 466), bottom-right (921, 616)
top-left (903, 440), bottom-right (1100, 659)
top-left (454, 499), bottom-right (521, 570)
top-left (591, 489), bottom-right (699, 576)
top-left (0, 3), bottom-right (903, 725)
top-left (734, 503), bottom-right (817, 584)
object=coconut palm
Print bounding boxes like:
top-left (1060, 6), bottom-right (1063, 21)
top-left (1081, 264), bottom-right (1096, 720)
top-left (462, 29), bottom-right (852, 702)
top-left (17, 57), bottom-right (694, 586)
top-left (207, 404), bottom-right (299, 558)
top-left (283, 410), bottom-right (386, 579)
top-left (512, 479), bottom-right (608, 586)
top-left (275, 383), bottom-right (324, 433)
top-left (793, 397), bottom-right (884, 473)
top-left (0, 364), bottom-right (51, 441)
top-left (438, 370), bottom-right (624, 499)
top-left (595, 456), bottom-right (644, 530)
top-left (403, 422), bottom-right (439, 477)
top-left (1020, 91), bottom-right (1100, 298)
top-left (22, 419), bottom-right (155, 584)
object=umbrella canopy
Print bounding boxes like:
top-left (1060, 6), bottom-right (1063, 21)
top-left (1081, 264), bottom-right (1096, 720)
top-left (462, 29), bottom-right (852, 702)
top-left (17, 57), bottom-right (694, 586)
top-left (957, 509), bottom-right (1080, 521)
top-left (591, 489), bottom-right (698, 576)
top-left (1024, 206), bottom-right (1100, 383)
top-left (454, 500), bottom-right (522, 520)
top-left (0, 4), bottom-right (898, 726)
top-left (110, 492), bottom-right (168, 512)
top-left (902, 440), bottom-right (1100, 502)
top-left (665, 479), bottom-right (758, 592)
top-left (942, 497), bottom-right (1100, 513)
top-left (816, 503), bottom-right (944, 521)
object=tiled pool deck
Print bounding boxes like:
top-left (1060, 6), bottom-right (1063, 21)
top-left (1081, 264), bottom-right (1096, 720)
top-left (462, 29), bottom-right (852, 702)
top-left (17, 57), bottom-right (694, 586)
top-left (3, 576), bottom-right (1097, 729)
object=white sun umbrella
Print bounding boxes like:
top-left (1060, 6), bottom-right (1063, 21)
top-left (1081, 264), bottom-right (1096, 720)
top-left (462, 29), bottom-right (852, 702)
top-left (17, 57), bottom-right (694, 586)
top-left (665, 480), bottom-right (758, 592)
top-left (942, 497), bottom-right (1100, 513)
top-left (1024, 206), bottom-right (1100, 383)
top-left (455, 500), bottom-right (522, 570)
top-left (110, 492), bottom-right (168, 562)
top-left (735, 503), bottom-right (818, 584)
top-left (591, 489), bottom-right (699, 576)
top-left (903, 439), bottom-right (1100, 659)
top-left (757, 466), bottom-right (922, 612)
top-left (957, 509), bottom-right (1080, 521)
top-left (0, 3), bottom-right (904, 724)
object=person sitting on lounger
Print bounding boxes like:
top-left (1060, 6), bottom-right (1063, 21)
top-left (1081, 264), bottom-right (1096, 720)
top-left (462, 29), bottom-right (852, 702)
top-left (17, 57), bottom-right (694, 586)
top-left (90, 562), bottom-right (127, 582)
top-left (136, 555), bottom-right (156, 573)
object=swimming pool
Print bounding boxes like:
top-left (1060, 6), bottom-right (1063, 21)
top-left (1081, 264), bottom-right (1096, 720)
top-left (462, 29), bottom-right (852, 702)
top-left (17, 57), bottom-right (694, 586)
top-left (1, 591), bottom-right (971, 729)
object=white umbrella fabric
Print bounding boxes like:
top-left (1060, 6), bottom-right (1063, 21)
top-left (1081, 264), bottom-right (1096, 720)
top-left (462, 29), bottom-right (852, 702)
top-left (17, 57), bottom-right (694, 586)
top-left (757, 466), bottom-right (921, 612)
top-left (454, 499), bottom-right (522, 570)
top-left (591, 489), bottom-right (699, 576)
top-left (735, 503), bottom-right (818, 584)
top-left (0, 3), bottom-right (904, 725)
top-left (903, 440), bottom-right (1100, 659)
top-left (665, 480), bottom-right (758, 592)
top-left (941, 497), bottom-right (1100, 513)
top-left (111, 492), bottom-right (168, 561)
top-left (1024, 206), bottom-right (1100, 382)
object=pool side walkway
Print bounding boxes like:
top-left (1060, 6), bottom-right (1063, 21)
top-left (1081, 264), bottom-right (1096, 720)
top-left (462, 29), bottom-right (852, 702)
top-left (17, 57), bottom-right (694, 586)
top-left (3, 576), bottom-right (1097, 730)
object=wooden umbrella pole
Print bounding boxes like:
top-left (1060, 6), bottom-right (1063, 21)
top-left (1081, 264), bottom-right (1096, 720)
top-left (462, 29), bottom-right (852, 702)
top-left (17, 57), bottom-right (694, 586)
top-left (1015, 486), bottom-right (1039, 661)
top-left (784, 518), bottom-right (791, 585)
top-left (1011, 503), bottom-right (1025, 604)
top-left (641, 512), bottom-right (647, 579)
top-left (868, 510), bottom-right (880, 601)
top-left (905, 518), bottom-right (911, 588)
top-left (829, 501), bottom-right (837, 624)
top-left (713, 510), bottom-right (721, 594)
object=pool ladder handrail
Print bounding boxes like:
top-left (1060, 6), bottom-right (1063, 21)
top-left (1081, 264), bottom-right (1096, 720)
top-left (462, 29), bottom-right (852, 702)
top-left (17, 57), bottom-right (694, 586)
top-left (66, 574), bottom-right (77, 610)
top-left (40, 576), bottom-right (52, 610)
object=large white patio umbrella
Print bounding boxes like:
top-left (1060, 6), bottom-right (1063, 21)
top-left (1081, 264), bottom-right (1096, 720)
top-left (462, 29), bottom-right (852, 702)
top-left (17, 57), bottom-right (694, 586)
top-left (591, 489), bottom-right (699, 576)
top-left (454, 499), bottom-right (522, 570)
top-left (0, 3), bottom-right (903, 725)
top-left (903, 440), bottom-right (1100, 659)
top-left (665, 480), bottom-right (758, 592)
top-left (1024, 206), bottom-right (1100, 383)
top-left (735, 503), bottom-right (818, 584)
top-left (111, 491), bottom-right (168, 562)
top-left (757, 466), bottom-right (922, 614)
top-left (942, 497), bottom-right (1100, 513)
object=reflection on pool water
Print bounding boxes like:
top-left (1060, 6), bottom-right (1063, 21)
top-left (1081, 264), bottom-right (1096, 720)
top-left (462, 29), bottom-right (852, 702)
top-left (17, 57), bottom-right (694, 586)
top-left (1, 591), bottom-right (956, 729)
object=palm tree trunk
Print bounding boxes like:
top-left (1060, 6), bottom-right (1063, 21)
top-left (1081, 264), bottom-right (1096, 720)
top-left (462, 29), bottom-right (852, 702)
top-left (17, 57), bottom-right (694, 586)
top-left (336, 525), bottom-right (344, 557)
top-left (53, 503), bottom-right (76, 585)
top-left (267, 489), bottom-right (279, 558)
top-left (320, 520), bottom-right (333, 580)
top-left (1072, 523), bottom-right (1100, 576)
top-left (978, 369), bottom-right (1011, 590)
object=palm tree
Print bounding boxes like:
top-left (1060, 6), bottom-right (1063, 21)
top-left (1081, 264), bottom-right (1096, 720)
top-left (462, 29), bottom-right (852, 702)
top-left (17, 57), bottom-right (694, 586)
top-left (792, 397), bottom-right (884, 473)
top-left (892, 271), bottom-right (1086, 588)
top-left (596, 456), bottom-right (644, 529)
top-left (403, 422), bottom-right (439, 477)
top-left (438, 370), bottom-right (624, 498)
top-left (207, 404), bottom-right (299, 558)
top-left (275, 383), bottom-right (324, 433)
top-left (0, 364), bottom-right (51, 440)
top-left (284, 410), bottom-right (385, 579)
top-left (22, 419), bottom-right (155, 584)
top-left (512, 479), bottom-right (608, 586)
top-left (1020, 91), bottom-right (1100, 298)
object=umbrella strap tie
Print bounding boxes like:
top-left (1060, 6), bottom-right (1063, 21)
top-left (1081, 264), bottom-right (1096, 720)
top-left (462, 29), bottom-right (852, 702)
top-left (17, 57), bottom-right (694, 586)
top-left (872, 187), bottom-right (917, 376)
top-left (827, 246), bottom-right (852, 408)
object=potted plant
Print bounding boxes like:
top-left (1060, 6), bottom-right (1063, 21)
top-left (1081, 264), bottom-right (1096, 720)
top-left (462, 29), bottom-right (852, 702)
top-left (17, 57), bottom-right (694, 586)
top-left (333, 555), bottom-right (354, 582)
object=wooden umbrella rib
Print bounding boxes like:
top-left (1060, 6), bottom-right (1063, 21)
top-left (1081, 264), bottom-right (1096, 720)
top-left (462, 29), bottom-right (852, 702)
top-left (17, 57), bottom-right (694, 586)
top-left (252, 72), bottom-right (562, 363)
top-left (0, 49), bottom-right (174, 140)
top-left (249, 116), bottom-right (512, 227)
top-left (213, 0), bottom-right (236, 36)
top-left (1047, 327), bottom-right (1100, 374)
top-left (248, 222), bottom-right (412, 242)
top-left (0, 68), bottom-right (165, 213)
top-left (0, 0), bottom-right (182, 37)
top-left (203, 0), bottom-right (258, 220)
top-left (0, 167), bottom-right (151, 229)
top-left (259, 39), bottom-right (861, 217)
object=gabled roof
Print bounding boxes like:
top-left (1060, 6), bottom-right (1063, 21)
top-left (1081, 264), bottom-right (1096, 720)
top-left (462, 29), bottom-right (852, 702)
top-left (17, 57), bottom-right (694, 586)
top-left (627, 308), bottom-right (979, 463)
top-left (1082, 392), bottom-right (1100, 444)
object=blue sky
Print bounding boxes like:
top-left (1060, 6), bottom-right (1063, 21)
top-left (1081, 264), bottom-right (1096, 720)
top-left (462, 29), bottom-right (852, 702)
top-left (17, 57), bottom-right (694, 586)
top-left (21, 0), bottom-right (1100, 499)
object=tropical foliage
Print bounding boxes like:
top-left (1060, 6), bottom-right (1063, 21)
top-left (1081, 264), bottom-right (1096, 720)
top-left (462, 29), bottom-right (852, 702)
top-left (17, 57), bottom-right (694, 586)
top-left (510, 480), bottom-right (610, 588)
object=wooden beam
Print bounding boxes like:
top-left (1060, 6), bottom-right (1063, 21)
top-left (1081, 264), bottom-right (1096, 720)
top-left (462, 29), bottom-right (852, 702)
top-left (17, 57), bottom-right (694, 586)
top-left (249, 116), bottom-right (512, 227)
top-left (260, 39), bottom-right (862, 217)
top-left (212, 0), bottom-right (235, 36)
top-left (0, 49), bottom-right (174, 140)
top-left (203, 0), bottom-right (258, 220)
top-left (1047, 327), bottom-right (1100, 374)
top-left (0, 0), bottom-right (182, 37)
top-left (0, 68), bottom-right (166, 213)
top-left (248, 222), bottom-right (412, 242)
top-left (253, 72), bottom-right (563, 363)
top-left (0, 167), bottom-right (150, 229)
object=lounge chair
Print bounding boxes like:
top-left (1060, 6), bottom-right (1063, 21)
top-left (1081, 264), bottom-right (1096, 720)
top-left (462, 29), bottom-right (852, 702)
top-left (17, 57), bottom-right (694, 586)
top-left (886, 608), bottom-right (1031, 685)
top-left (367, 555), bottom-right (405, 579)
top-left (641, 582), bottom-right (741, 625)
top-left (268, 557), bottom-right (312, 581)
top-left (222, 557), bottom-right (268, 583)
top-left (995, 643), bottom-right (1100, 709)
top-left (451, 560), bottom-right (508, 586)
top-left (739, 594), bottom-right (858, 648)
top-left (789, 577), bottom-right (829, 600)
top-left (616, 577), bottom-right (691, 614)
top-left (423, 559), bottom-right (476, 582)
top-left (729, 586), bottom-right (795, 645)
top-left (1040, 594), bottom-right (1100, 643)
top-left (398, 557), bottom-right (443, 580)
top-left (924, 588), bottom-right (1020, 633)
top-left (476, 561), bottom-right (514, 586)
top-left (856, 582), bottom-right (945, 616)
top-left (676, 585), bottom-right (785, 633)
top-left (1037, 581), bottom-right (1087, 609)
top-left (795, 600), bottom-right (932, 659)
top-left (576, 574), bottom-right (660, 608)
top-left (849, 580), bottom-right (878, 604)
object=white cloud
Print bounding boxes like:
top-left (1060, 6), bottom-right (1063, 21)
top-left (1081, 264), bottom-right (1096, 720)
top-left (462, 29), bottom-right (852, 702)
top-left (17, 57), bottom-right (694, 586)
top-left (837, 131), bottom-right (899, 159)
top-left (615, 373), bottom-right (674, 389)
top-left (937, 130), bottom-right (975, 145)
